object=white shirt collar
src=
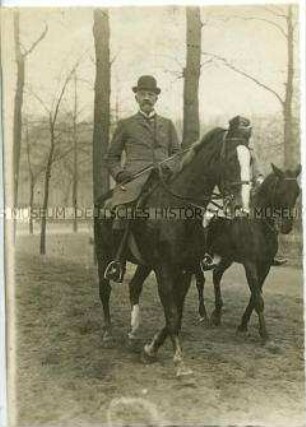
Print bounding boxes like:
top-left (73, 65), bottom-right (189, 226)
top-left (139, 109), bottom-right (156, 119)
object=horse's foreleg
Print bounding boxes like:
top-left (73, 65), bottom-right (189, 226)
top-left (195, 268), bottom-right (208, 322)
top-left (176, 271), bottom-right (193, 330)
top-left (144, 327), bottom-right (168, 360)
top-left (128, 265), bottom-right (151, 339)
top-left (211, 259), bottom-right (232, 326)
top-left (145, 265), bottom-right (191, 376)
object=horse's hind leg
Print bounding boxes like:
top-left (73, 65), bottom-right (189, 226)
top-left (94, 218), bottom-right (114, 344)
top-left (128, 265), bottom-right (151, 339)
top-left (239, 263), bottom-right (269, 341)
top-left (97, 259), bottom-right (113, 344)
top-left (210, 259), bottom-right (232, 326)
top-left (195, 267), bottom-right (208, 323)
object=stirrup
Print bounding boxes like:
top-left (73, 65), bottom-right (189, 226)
top-left (271, 257), bottom-right (287, 267)
top-left (200, 254), bottom-right (220, 271)
top-left (104, 260), bottom-right (124, 283)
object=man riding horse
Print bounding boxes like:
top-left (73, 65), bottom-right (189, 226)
top-left (103, 74), bottom-right (282, 278)
top-left (104, 75), bottom-right (181, 282)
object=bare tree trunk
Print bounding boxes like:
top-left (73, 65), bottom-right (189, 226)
top-left (29, 178), bottom-right (34, 235)
top-left (13, 11), bottom-right (24, 221)
top-left (182, 7), bottom-right (201, 148)
top-left (25, 121), bottom-right (34, 235)
top-left (72, 72), bottom-right (78, 232)
top-left (92, 9), bottom-right (110, 202)
top-left (283, 5), bottom-right (294, 169)
top-left (40, 124), bottom-right (55, 255)
top-left (13, 13), bottom-right (47, 215)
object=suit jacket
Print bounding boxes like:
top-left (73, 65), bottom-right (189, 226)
top-left (105, 112), bottom-right (180, 207)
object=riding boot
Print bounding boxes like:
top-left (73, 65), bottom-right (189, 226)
top-left (201, 214), bottom-right (221, 271)
top-left (104, 223), bottom-right (130, 283)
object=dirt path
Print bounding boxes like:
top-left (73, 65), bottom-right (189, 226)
top-left (14, 233), bottom-right (305, 426)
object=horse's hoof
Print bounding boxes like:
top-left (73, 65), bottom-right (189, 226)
top-left (102, 331), bottom-right (115, 348)
top-left (259, 332), bottom-right (270, 345)
top-left (176, 363), bottom-right (193, 378)
top-left (264, 340), bottom-right (282, 354)
top-left (126, 335), bottom-right (142, 353)
top-left (198, 316), bottom-right (210, 325)
top-left (127, 331), bottom-right (139, 341)
top-left (236, 326), bottom-right (249, 338)
top-left (141, 344), bottom-right (158, 364)
top-left (210, 311), bottom-right (221, 327)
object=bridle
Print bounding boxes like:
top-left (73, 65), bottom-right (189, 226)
top-left (261, 174), bottom-right (298, 234)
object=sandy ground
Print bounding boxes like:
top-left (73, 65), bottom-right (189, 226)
top-left (14, 232), bottom-right (305, 427)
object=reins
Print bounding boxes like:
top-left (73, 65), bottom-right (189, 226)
top-left (157, 169), bottom-right (224, 211)
top-left (96, 146), bottom-right (194, 205)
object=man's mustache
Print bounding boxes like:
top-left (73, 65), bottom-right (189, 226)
top-left (141, 100), bottom-right (153, 106)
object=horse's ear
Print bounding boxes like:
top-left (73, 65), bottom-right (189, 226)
top-left (271, 163), bottom-right (284, 178)
top-left (293, 164), bottom-right (302, 178)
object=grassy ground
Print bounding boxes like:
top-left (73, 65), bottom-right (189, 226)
top-left (14, 231), bottom-right (305, 426)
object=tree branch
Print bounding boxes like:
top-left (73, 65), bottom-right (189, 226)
top-left (202, 51), bottom-right (284, 106)
top-left (51, 50), bottom-right (89, 126)
top-left (240, 16), bottom-right (287, 38)
top-left (200, 57), bottom-right (214, 69)
top-left (26, 86), bottom-right (51, 115)
top-left (23, 23), bottom-right (48, 57)
top-left (262, 6), bottom-right (288, 19)
top-left (214, 14), bottom-right (287, 38)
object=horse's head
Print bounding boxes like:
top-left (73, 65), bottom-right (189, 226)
top-left (257, 163), bottom-right (301, 234)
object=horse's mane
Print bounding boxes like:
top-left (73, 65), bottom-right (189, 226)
top-left (252, 172), bottom-right (278, 208)
top-left (180, 127), bottom-right (226, 169)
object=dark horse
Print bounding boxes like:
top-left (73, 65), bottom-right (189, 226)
top-left (126, 163), bottom-right (301, 342)
top-left (207, 163), bottom-right (301, 339)
top-left (94, 128), bottom-right (224, 375)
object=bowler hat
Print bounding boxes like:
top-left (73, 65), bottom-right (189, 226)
top-left (132, 75), bottom-right (161, 94)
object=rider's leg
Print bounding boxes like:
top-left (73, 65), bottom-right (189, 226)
top-left (201, 212), bottom-right (221, 270)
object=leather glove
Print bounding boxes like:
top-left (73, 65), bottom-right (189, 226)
top-left (116, 170), bottom-right (133, 184)
top-left (255, 175), bottom-right (264, 187)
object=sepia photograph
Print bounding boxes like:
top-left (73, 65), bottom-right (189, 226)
top-left (0, 1), bottom-right (305, 426)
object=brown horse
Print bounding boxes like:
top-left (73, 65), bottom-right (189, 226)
top-left (94, 128), bottom-right (225, 375)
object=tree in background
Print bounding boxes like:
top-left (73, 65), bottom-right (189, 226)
top-left (72, 71), bottom-right (79, 232)
top-left (13, 11), bottom-right (47, 218)
top-left (23, 118), bottom-right (46, 235)
top-left (29, 61), bottom-right (81, 254)
top-left (202, 5), bottom-right (298, 168)
top-left (182, 7), bottom-right (202, 148)
top-left (92, 9), bottom-right (111, 202)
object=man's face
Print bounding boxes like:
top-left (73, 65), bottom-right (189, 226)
top-left (135, 90), bottom-right (158, 114)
